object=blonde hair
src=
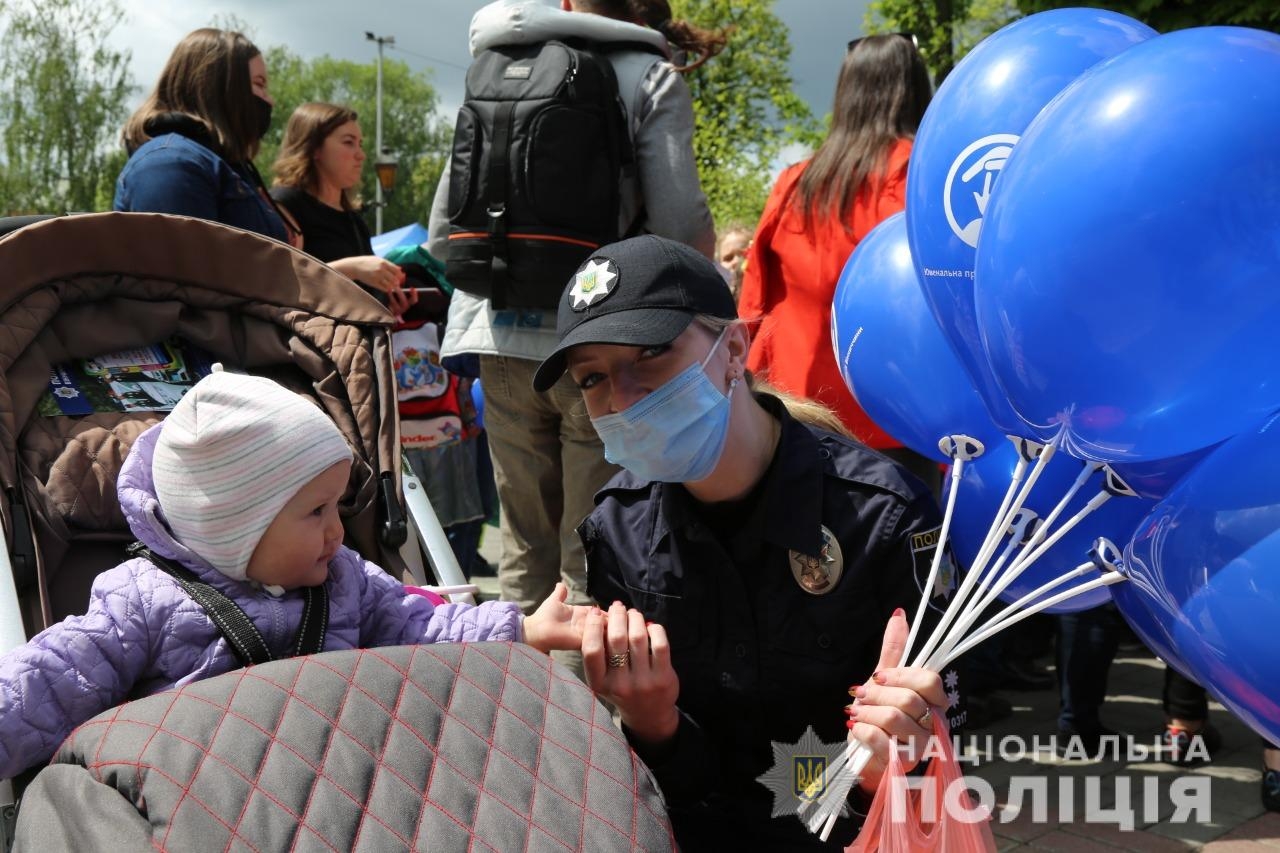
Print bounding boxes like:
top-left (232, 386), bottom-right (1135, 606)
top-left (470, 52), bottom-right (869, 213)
top-left (750, 377), bottom-right (854, 438)
top-left (716, 223), bottom-right (753, 252)
top-left (694, 316), bottom-right (854, 438)
top-left (272, 102), bottom-right (362, 209)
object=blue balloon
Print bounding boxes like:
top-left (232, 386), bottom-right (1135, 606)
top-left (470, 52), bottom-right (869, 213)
top-left (1110, 535), bottom-right (1195, 678)
top-left (470, 378), bottom-right (485, 430)
top-left (907, 9), bottom-right (1155, 435)
top-left (831, 213), bottom-right (1001, 463)
top-left (976, 27), bottom-right (1280, 462)
top-left (1122, 413), bottom-right (1280, 744)
top-left (1108, 444), bottom-right (1219, 501)
top-left (947, 440), bottom-right (1154, 613)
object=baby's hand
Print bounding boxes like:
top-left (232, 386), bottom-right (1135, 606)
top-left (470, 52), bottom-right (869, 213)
top-left (522, 583), bottom-right (600, 653)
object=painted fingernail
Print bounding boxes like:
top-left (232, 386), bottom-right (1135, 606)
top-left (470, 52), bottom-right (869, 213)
top-left (846, 719), bottom-right (855, 730)
top-left (844, 705), bottom-right (856, 716)
top-left (893, 607), bottom-right (905, 618)
top-left (872, 671), bottom-right (887, 685)
top-left (853, 684), bottom-right (867, 699)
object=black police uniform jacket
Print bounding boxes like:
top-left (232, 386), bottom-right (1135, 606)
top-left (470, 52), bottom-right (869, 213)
top-left (578, 394), bottom-right (964, 851)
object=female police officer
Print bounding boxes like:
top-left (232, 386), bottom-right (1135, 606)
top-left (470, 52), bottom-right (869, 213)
top-left (531, 235), bottom-right (962, 850)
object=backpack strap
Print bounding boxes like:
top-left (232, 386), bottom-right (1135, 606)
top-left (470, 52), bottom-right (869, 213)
top-left (127, 542), bottom-right (328, 667)
top-left (485, 97), bottom-right (518, 311)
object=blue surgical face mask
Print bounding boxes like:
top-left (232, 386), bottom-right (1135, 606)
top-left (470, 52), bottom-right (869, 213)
top-left (591, 329), bottom-right (738, 483)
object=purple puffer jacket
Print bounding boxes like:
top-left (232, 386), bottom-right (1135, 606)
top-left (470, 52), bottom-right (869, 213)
top-left (0, 423), bottom-right (523, 779)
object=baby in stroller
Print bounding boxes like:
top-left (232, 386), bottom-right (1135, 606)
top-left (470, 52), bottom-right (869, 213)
top-left (0, 213), bottom-right (674, 851)
top-left (0, 368), bottom-right (594, 780)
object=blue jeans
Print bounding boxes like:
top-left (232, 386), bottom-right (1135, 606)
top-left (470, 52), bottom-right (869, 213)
top-left (443, 431), bottom-right (499, 577)
top-left (1057, 603), bottom-right (1122, 733)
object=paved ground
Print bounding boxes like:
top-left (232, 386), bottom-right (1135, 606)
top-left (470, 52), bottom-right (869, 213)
top-left (958, 650), bottom-right (1279, 851)
top-left (467, 526), bottom-right (1278, 851)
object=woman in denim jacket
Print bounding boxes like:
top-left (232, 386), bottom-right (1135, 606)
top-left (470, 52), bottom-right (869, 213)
top-left (113, 28), bottom-right (298, 245)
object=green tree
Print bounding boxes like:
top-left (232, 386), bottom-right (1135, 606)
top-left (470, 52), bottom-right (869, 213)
top-left (864, 0), bottom-right (1024, 82)
top-left (864, 0), bottom-right (971, 84)
top-left (1014, 0), bottom-right (1280, 31)
top-left (955, 0), bottom-right (1022, 56)
top-left (670, 0), bottom-right (819, 227)
top-left (0, 0), bottom-right (134, 214)
top-left (255, 48), bottom-right (452, 234)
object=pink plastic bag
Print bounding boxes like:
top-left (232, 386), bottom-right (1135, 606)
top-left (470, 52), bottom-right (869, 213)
top-left (847, 708), bottom-right (997, 853)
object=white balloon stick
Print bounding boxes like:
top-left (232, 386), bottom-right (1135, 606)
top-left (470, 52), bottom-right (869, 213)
top-left (940, 573), bottom-right (1127, 666)
top-left (933, 489), bottom-right (1112, 666)
top-left (929, 560), bottom-right (1095, 668)
top-left (904, 454), bottom-right (967, 662)
top-left (911, 440), bottom-right (1056, 669)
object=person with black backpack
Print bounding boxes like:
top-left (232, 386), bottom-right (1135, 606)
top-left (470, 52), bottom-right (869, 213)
top-left (427, 0), bottom-right (721, 678)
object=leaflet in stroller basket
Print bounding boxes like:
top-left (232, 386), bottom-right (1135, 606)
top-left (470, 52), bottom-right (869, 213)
top-left (0, 213), bottom-right (672, 851)
top-left (0, 211), bottom-right (423, 645)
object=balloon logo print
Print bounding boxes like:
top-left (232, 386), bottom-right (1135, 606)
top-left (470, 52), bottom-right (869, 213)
top-left (944, 133), bottom-right (1019, 248)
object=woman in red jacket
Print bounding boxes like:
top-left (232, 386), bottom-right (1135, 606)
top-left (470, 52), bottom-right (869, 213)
top-left (740, 33), bottom-right (936, 485)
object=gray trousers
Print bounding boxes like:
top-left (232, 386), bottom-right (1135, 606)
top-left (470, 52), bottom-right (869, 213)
top-left (479, 355), bottom-right (621, 674)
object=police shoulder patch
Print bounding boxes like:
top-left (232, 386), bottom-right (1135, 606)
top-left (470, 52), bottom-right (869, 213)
top-left (911, 526), bottom-right (958, 612)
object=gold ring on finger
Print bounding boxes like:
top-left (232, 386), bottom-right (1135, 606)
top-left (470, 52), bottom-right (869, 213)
top-left (607, 651), bottom-right (631, 669)
top-left (916, 706), bottom-right (932, 728)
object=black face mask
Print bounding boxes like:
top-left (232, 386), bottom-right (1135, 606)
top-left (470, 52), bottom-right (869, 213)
top-left (252, 95), bottom-right (273, 140)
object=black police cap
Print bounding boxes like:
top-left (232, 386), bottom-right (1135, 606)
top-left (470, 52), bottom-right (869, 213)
top-left (532, 235), bottom-right (737, 392)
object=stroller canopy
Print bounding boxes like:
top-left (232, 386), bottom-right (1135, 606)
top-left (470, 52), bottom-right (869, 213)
top-left (0, 212), bottom-right (404, 634)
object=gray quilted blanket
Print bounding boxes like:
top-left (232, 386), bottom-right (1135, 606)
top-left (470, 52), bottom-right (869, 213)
top-left (13, 643), bottom-right (675, 852)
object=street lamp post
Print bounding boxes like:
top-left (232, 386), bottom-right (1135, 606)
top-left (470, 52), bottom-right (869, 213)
top-left (365, 31), bottom-right (395, 235)
top-left (375, 149), bottom-right (400, 201)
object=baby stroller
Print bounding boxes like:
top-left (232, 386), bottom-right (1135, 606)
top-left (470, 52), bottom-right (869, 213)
top-left (0, 213), bottom-right (671, 851)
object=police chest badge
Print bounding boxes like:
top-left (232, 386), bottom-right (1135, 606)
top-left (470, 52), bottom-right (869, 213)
top-left (569, 258), bottom-right (618, 310)
top-left (790, 526), bottom-right (844, 595)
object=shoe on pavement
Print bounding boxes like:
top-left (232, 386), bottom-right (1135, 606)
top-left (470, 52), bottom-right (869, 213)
top-left (1263, 768), bottom-right (1280, 813)
top-left (1160, 723), bottom-right (1221, 766)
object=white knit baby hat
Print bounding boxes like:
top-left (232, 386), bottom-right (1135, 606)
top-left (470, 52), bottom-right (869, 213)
top-left (152, 368), bottom-right (353, 581)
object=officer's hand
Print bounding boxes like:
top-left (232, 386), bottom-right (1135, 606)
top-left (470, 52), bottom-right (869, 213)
top-left (582, 601), bottom-right (680, 746)
top-left (846, 607), bottom-right (946, 792)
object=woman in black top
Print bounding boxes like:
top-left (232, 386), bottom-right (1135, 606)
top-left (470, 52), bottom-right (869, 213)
top-left (532, 235), bottom-right (960, 851)
top-left (271, 102), bottom-right (414, 316)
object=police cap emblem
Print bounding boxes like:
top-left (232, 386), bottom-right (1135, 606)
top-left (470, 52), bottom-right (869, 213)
top-left (569, 258), bottom-right (619, 311)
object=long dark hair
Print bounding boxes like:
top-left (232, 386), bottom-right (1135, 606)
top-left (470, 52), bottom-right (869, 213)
top-left (577, 0), bottom-right (727, 72)
top-left (122, 28), bottom-right (263, 162)
top-left (794, 34), bottom-right (932, 232)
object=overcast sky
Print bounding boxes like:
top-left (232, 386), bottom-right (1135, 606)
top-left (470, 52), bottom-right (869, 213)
top-left (108, 0), bottom-right (873, 124)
